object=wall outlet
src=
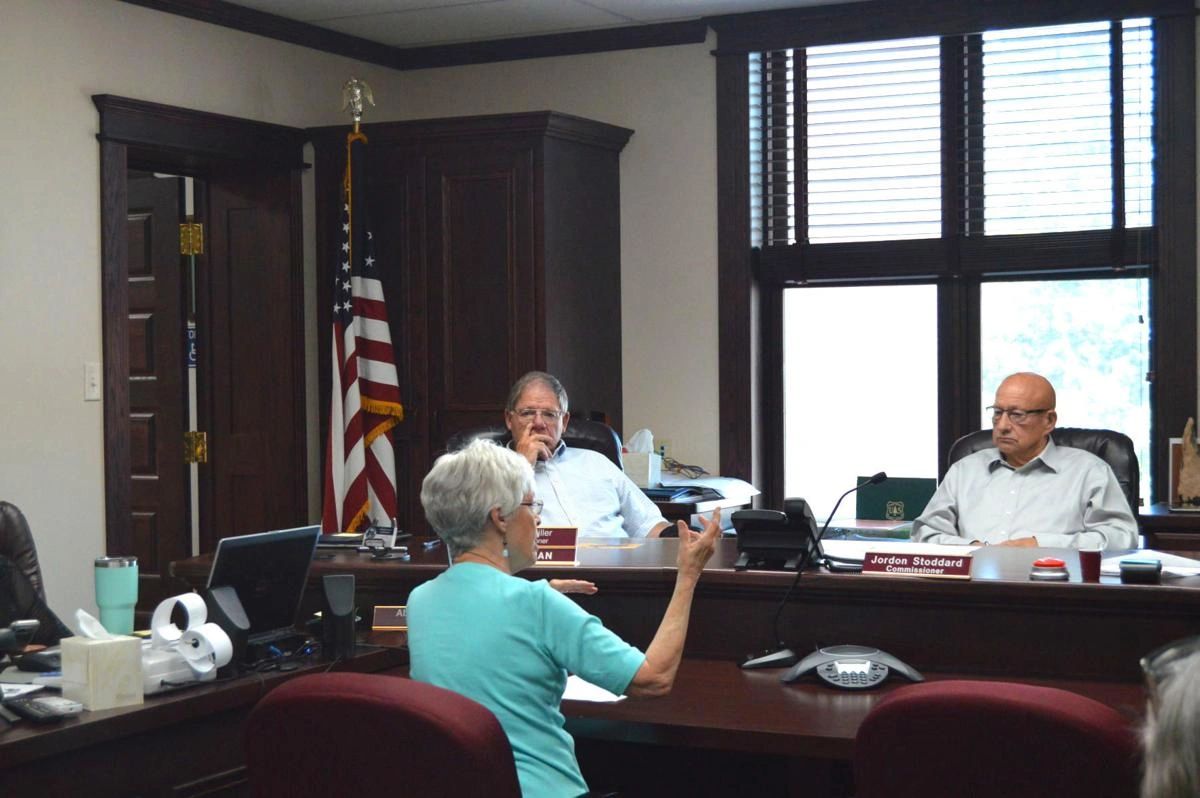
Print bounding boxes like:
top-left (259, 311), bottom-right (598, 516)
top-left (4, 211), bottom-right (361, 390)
top-left (657, 439), bottom-right (671, 458)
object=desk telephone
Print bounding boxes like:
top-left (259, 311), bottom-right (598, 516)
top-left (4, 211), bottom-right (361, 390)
top-left (732, 498), bottom-right (924, 689)
top-left (782, 645), bottom-right (924, 690)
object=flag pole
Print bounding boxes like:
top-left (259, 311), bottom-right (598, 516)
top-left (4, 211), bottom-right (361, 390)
top-left (324, 77), bottom-right (403, 533)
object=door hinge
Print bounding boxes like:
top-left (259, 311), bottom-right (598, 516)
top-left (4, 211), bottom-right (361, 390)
top-left (184, 431), bottom-right (208, 464)
top-left (180, 223), bottom-right (204, 256)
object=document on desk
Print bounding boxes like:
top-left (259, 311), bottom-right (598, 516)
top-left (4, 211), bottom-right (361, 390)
top-left (1, 683), bottom-right (43, 700)
top-left (822, 540), bottom-right (981, 564)
top-left (562, 674), bottom-right (625, 703)
top-left (1101, 550), bottom-right (1200, 578)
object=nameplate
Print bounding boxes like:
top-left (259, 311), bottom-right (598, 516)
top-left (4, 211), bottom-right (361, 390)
top-left (534, 526), bottom-right (578, 566)
top-left (861, 552), bottom-right (972, 579)
top-left (372, 605), bottom-right (407, 631)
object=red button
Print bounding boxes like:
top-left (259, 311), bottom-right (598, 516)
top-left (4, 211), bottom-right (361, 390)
top-left (1033, 557), bottom-right (1066, 568)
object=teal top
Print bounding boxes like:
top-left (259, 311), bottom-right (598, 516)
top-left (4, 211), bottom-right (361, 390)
top-left (408, 563), bottom-right (645, 798)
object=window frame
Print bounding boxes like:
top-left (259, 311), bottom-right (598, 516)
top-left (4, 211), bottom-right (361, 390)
top-left (711, 1), bottom-right (1195, 509)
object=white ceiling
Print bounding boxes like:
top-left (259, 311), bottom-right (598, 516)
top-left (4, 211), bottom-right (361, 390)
top-left (228, 0), bottom-right (839, 48)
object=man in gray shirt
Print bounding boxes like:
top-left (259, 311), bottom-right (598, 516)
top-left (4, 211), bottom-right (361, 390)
top-left (912, 372), bottom-right (1138, 550)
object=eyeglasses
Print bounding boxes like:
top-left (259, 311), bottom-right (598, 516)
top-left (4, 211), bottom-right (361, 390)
top-left (521, 499), bottom-right (544, 515)
top-left (1141, 635), bottom-right (1200, 705)
top-left (513, 408), bottom-right (562, 423)
top-left (986, 406), bottom-right (1051, 425)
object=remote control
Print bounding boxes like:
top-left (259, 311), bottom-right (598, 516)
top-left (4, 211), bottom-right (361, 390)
top-left (4, 695), bottom-right (83, 723)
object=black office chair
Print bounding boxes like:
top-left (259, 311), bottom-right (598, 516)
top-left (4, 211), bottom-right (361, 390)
top-left (947, 428), bottom-right (1139, 515)
top-left (445, 419), bottom-right (624, 468)
top-left (0, 501), bottom-right (72, 645)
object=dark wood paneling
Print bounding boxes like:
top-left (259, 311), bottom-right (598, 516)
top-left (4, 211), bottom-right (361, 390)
top-left (203, 172), bottom-right (306, 541)
top-left (542, 137), bottom-right (623, 430)
top-left (93, 95), bottom-right (305, 170)
top-left (716, 54), bottom-right (754, 482)
top-left (119, 0), bottom-right (706, 71)
top-left (1152, 14), bottom-right (1197, 502)
top-left (425, 143), bottom-right (536, 447)
top-left (174, 539), bottom-right (1200, 682)
top-left (100, 140), bottom-right (132, 557)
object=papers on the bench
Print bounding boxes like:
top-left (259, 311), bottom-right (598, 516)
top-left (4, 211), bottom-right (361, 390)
top-left (1, 683), bottom-right (43, 700)
top-left (660, 475), bottom-right (760, 504)
top-left (562, 674), bottom-right (625, 703)
top-left (822, 540), bottom-right (981, 565)
top-left (1101, 550), bottom-right (1200, 578)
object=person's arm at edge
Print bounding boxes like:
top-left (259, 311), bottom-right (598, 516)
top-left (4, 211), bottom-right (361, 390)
top-left (625, 511), bottom-right (720, 698)
top-left (646, 521), bottom-right (671, 538)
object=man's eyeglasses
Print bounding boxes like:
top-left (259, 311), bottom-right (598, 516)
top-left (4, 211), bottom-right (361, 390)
top-left (521, 499), bottom-right (544, 515)
top-left (1140, 635), bottom-right (1200, 705)
top-left (987, 406), bottom-right (1051, 425)
top-left (514, 408), bottom-right (562, 423)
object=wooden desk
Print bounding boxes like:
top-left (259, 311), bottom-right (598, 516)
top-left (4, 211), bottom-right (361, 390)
top-left (174, 539), bottom-right (1200, 682)
top-left (562, 659), bottom-right (1147, 797)
top-left (0, 645), bottom-right (405, 798)
top-left (1140, 502), bottom-right (1200, 549)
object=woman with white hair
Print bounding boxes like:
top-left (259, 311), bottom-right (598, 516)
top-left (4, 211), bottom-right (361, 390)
top-left (1141, 637), bottom-right (1200, 798)
top-left (408, 438), bottom-right (720, 798)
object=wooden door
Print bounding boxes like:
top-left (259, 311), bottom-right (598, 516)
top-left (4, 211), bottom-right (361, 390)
top-left (424, 142), bottom-right (537, 451)
top-left (199, 170), bottom-right (306, 550)
top-left (125, 175), bottom-right (189, 611)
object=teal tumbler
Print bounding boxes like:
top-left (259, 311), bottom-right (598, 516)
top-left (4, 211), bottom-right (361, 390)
top-left (94, 556), bottom-right (138, 635)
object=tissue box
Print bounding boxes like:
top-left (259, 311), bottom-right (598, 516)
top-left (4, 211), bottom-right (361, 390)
top-left (61, 634), bottom-right (144, 710)
top-left (623, 452), bottom-right (663, 488)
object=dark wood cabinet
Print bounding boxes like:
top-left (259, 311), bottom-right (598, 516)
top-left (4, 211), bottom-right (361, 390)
top-left (312, 112), bottom-right (632, 533)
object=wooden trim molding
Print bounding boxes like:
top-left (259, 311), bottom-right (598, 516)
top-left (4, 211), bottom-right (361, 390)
top-left (715, 53), bottom-right (754, 482)
top-left (709, 0), bottom-right (1194, 54)
top-left (93, 95), bottom-right (306, 170)
top-left (94, 95), bottom-right (307, 556)
top-left (118, 0), bottom-right (708, 71)
top-left (99, 139), bottom-right (132, 556)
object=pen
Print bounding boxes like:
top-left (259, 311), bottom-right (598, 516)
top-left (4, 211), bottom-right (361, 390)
top-left (423, 539), bottom-right (442, 550)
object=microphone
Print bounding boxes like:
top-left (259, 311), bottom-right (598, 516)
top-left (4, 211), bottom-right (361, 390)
top-left (814, 471), bottom-right (887, 570)
top-left (740, 472), bottom-right (888, 670)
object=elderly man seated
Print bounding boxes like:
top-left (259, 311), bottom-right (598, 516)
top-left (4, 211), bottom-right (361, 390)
top-left (912, 372), bottom-right (1138, 550)
top-left (503, 370), bottom-right (671, 538)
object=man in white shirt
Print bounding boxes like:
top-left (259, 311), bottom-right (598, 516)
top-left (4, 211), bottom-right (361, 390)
top-left (505, 371), bottom-right (670, 538)
top-left (912, 372), bottom-right (1138, 550)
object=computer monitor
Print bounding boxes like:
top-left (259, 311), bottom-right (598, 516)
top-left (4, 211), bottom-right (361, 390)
top-left (205, 525), bottom-right (320, 643)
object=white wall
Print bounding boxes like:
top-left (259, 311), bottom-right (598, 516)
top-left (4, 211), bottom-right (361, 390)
top-left (392, 42), bottom-right (722, 470)
top-left (0, 0), bottom-right (410, 623)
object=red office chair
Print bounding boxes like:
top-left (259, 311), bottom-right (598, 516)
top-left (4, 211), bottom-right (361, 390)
top-left (854, 680), bottom-right (1140, 798)
top-left (244, 673), bottom-right (521, 798)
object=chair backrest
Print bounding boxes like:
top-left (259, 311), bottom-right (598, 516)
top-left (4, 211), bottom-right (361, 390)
top-left (0, 501), bottom-right (46, 601)
top-left (445, 419), bottom-right (624, 468)
top-left (853, 680), bottom-right (1140, 798)
top-left (244, 672), bottom-right (522, 798)
top-left (947, 427), bottom-right (1139, 514)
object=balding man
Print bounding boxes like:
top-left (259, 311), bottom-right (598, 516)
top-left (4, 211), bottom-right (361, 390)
top-left (912, 372), bottom-right (1138, 550)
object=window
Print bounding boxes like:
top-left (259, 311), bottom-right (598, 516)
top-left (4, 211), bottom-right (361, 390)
top-left (731, 6), bottom-right (1195, 509)
top-left (783, 285), bottom-right (938, 517)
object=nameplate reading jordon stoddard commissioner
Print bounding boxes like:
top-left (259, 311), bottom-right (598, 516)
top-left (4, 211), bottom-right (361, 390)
top-left (861, 552), bottom-right (972, 579)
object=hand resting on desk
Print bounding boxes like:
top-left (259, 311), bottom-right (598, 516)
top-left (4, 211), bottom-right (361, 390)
top-left (549, 579), bottom-right (598, 595)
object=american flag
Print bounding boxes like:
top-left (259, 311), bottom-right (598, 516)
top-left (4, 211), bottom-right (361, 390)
top-left (322, 133), bottom-right (404, 533)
